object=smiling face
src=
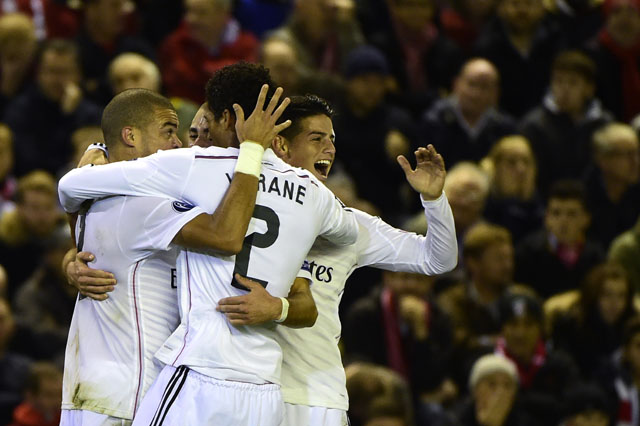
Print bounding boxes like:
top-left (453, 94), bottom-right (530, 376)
top-left (281, 114), bottom-right (336, 182)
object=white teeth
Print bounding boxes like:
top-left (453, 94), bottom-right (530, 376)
top-left (315, 160), bottom-right (331, 166)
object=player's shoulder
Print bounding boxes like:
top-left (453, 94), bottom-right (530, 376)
top-left (262, 149), bottom-right (323, 188)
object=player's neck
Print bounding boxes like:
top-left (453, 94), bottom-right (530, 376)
top-left (110, 145), bottom-right (137, 162)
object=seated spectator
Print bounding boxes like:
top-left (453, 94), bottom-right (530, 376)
top-left (482, 135), bottom-right (544, 244)
top-left (545, 0), bottom-right (606, 48)
top-left (608, 215), bottom-right (640, 292)
top-left (520, 50), bottom-right (613, 196)
top-left (159, 0), bottom-right (258, 104)
top-left (4, 39), bottom-right (102, 177)
top-left (0, 298), bottom-right (31, 425)
top-left (586, 123), bottom-right (640, 249)
top-left (265, 0), bottom-right (363, 76)
top-left (552, 262), bottom-right (637, 379)
top-left (437, 223), bottom-right (515, 385)
top-left (13, 228), bottom-right (75, 361)
top-left (589, 0), bottom-right (640, 121)
top-left (0, 265), bottom-right (6, 297)
top-left (363, 398), bottom-right (409, 426)
top-left (496, 293), bottom-right (580, 426)
top-left (0, 124), bottom-right (15, 216)
top-left (421, 58), bottom-right (516, 168)
top-left (69, 125), bottom-right (104, 168)
top-left (11, 362), bottom-right (61, 426)
top-left (107, 52), bottom-right (161, 95)
top-left (0, 13), bottom-right (37, 118)
top-left (557, 384), bottom-right (612, 426)
top-left (343, 271), bottom-right (455, 405)
top-left (0, 171), bottom-right (65, 301)
top-left (474, 0), bottom-right (562, 118)
top-left (346, 363), bottom-right (413, 426)
top-left (259, 38), bottom-right (343, 104)
top-left (369, 0), bottom-right (464, 117)
top-left (332, 45), bottom-right (417, 223)
top-left (515, 180), bottom-right (605, 298)
top-left (598, 316), bottom-right (640, 426)
top-left (439, 354), bottom-right (527, 426)
top-left (439, 0), bottom-right (499, 53)
top-left (77, 0), bottom-right (155, 105)
top-left (0, 0), bottom-right (80, 40)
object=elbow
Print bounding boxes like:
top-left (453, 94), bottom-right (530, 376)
top-left (307, 305), bottom-right (318, 327)
top-left (204, 234), bottom-right (243, 256)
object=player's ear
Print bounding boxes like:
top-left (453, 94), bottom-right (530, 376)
top-left (221, 109), bottom-right (235, 131)
top-left (272, 135), bottom-right (289, 159)
top-left (121, 126), bottom-right (135, 147)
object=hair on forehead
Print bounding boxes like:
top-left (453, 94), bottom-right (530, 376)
top-left (278, 94), bottom-right (334, 141)
top-left (101, 88), bottom-right (175, 148)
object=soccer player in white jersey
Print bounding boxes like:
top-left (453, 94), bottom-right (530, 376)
top-left (58, 86), bottom-right (293, 426)
top-left (215, 95), bottom-right (459, 426)
top-left (58, 65), bottom-right (359, 426)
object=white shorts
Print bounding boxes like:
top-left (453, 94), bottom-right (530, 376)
top-left (60, 409), bottom-right (131, 426)
top-left (132, 365), bottom-right (283, 426)
top-left (282, 403), bottom-right (349, 426)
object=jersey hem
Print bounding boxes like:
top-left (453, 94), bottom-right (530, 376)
top-left (281, 392), bottom-right (348, 411)
top-left (61, 403), bottom-right (132, 420)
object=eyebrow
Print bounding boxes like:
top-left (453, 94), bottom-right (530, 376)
top-left (308, 131), bottom-right (335, 141)
top-left (162, 121), bottom-right (178, 129)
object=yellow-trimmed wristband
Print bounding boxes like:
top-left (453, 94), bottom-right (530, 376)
top-left (234, 141), bottom-right (264, 178)
top-left (275, 297), bottom-right (290, 323)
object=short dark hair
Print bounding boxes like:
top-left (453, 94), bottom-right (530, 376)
top-left (547, 180), bottom-right (588, 209)
top-left (101, 88), bottom-right (175, 149)
top-left (205, 62), bottom-right (276, 121)
top-left (278, 94), bottom-right (334, 141)
top-left (552, 50), bottom-right (596, 84)
top-left (38, 38), bottom-right (79, 68)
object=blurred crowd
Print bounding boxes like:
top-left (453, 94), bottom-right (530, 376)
top-left (0, 0), bottom-right (639, 425)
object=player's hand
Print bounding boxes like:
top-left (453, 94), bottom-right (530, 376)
top-left (66, 252), bottom-right (116, 301)
top-left (397, 145), bottom-right (446, 201)
top-left (77, 148), bottom-right (108, 167)
top-left (233, 84), bottom-right (291, 150)
top-left (216, 274), bottom-right (282, 326)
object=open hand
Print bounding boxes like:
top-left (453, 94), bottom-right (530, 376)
top-left (66, 252), bottom-right (116, 301)
top-left (397, 145), bottom-right (446, 200)
top-left (217, 274), bottom-right (282, 326)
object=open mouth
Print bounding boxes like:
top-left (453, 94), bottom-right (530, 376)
top-left (314, 159), bottom-right (332, 180)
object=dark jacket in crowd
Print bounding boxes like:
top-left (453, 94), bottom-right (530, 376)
top-left (519, 95), bottom-right (613, 196)
top-left (515, 230), bottom-right (605, 299)
top-left (474, 18), bottom-right (563, 118)
top-left (484, 195), bottom-right (545, 245)
top-left (3, 85), bottom-right (102, 177)
top-left (421, 97), bottom-right (516, 168)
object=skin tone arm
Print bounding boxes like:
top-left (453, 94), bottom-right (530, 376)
top-left (217, 274), bottom-right (318, 328)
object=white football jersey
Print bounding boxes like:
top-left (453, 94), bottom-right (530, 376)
top-left (61, 195), bottom-right (205, 419)
top-left (58, 146), bottom-right (358, 386)
top-left (277, 194), bottom-right (457, 410)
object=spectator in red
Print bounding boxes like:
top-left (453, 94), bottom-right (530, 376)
top-left (159, 0), bottom-right (259, 104)
top-left (589, 0), bottom-right (640, 121)
top-left (0, 0), bottom-right (79, 39)
top-left (440, 0), bottom-right (499, 52)
top-left (10, 362), bottom-right (61, 426)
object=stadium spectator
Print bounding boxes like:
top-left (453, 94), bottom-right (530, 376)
top-left (0, 13), bottom-right (37, 118)
top-left (0, 171), bottom-right (65, 301)
top-left (474, 0), bottom-right (562, 118)
top-left (10, 362), bottom-right (61, 426)
top-left (107, 52), bottom-right (161, 95)
top-left (332, 45), bottom-right (417, 223)
top-left (439, 0), bottom-right (500, 52)
top-left (551, 262), bottom-right (637, 378)
top-left (421, 58), bottom-right (515, 168)
top-left (482, 135), bottom-right (543, 244)
top-left (369, 0), bottom-right (464, 117)
top-left (76, 0), bottom-right (155, 105)
top-left (589, 0), bottom-right (640, 121)
top-left (0, 265), bottom-right (6, 298)
top-left (0, 124), bottom-right (15, 216)
top-left (608, 215), bottom-right (640, 292)
top-left (520, 50), bottom-right (613, 196)
top-left (343, 271), bottom-right (455, 404)
top-left (158, 0), bottom-right (258, 104)
top-left (515, 180), bottom-right (605, 298)
top-left (556, 384), bottom-right (611, 426)
top-left (586, 122), bottom-right (640, 249)
top-left (544, 0), bottom-right (605, 47)
top-left (4, 39), bottom-right (102, 177)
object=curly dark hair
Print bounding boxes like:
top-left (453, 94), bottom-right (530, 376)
top-left (205, 62), bottom-right (276, 120)
top-left (278, 94), bottom-right (334, 141)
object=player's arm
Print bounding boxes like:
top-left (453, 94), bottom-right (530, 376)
top-left (217, 274), bottom-right (318, 328)
top-left (172, 86), bottom-right (292, 254)
top-left (316, 187), bottom-right (359, 246)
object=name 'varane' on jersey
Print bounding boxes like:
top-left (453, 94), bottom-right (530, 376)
top-left (58, 146), bottom-right (358, 386)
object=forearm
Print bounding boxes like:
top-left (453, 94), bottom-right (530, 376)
top-left (61, 247), bottom-right (77, 281)
top-left (421, 192), bottom-right (458, 273)
top-left (281, 278), bottom-right (317, 328)
top-left (174, 172), bottom-right (259, 254)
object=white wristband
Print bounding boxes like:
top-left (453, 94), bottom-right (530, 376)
top-left (85, 142), bottom-right (109, 159)
top-left (234, 141), bottom-right (264, 178)
top-left (275, 297), bottom-right (289, 323)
